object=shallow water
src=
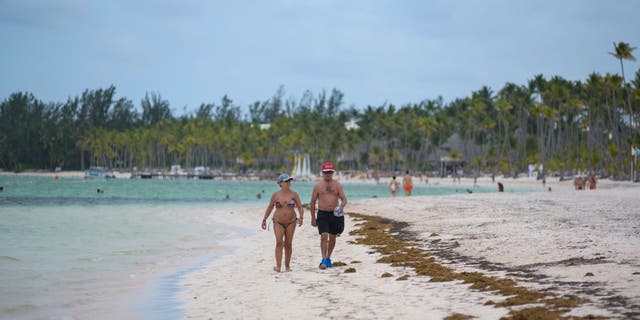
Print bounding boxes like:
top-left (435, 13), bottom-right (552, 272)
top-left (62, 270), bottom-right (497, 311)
top-left (0, 203), bottom-right (245, 320)
top-left (0, 175), bottom-right (504, 206)
top-left (0, 176), bottom-right (506, 319)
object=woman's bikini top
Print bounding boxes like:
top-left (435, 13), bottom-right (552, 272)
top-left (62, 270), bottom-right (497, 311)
top-left (275, 199), bottom-right (296, 209)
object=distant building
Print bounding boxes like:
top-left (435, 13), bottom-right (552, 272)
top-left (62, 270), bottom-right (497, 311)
top-left (344, 120), bottom-right (359, 130)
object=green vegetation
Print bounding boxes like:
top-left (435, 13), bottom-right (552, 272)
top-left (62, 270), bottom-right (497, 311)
top-left (1, 43), bottom-right (638, 179)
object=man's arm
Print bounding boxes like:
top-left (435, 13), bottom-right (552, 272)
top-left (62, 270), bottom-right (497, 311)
top-left (337, 183), bottom-right (347, 211)
top-left (310, 184), bottom-right (318, 226)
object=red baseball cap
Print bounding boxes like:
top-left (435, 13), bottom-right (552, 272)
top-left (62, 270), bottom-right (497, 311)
top-left (321, 162), bottom-right (335, 172)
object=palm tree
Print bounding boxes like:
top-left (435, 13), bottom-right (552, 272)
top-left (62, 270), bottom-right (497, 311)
top-left (610, 42), bottom-right (637, 83)
top-left (610, 41), bottom-right (637, 134)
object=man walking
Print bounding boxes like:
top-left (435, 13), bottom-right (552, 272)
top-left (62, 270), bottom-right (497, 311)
top-left (310, 162), bottom-right (347, 269)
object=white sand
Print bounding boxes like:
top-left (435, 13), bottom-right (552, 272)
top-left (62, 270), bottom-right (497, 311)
top-left (179, 177), bottom-right (640, 319)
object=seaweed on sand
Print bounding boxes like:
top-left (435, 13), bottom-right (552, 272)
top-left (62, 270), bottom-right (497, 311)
top-left (348, 213), bottom-right (600, 320)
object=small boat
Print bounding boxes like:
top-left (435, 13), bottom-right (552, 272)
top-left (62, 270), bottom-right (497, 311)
top-left (139, 172), bottom-right (153, 179)
top-left (84, 167), bottom-right (116, 179)
top-left (291, 153), bottom-right (314, 181)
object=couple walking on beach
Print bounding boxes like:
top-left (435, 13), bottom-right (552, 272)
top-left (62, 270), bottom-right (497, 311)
top-left (260, 162), bottom-right (347, 272)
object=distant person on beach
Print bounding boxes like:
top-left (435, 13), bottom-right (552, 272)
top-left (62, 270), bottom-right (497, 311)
top-left (497, 182), bottom-right (504, 192)
top-left (310, 162), bottom-right (347, 270)
top-left (389, 176), bottom-right (400, 197)
top-left (403, 170), bottom-right (413, 196)
top-left (574, 176), bottom-right (585, 190)
top-left (0, 186), bottom-right (3, 192)
top-left (588, 175), bottom-right (597, 190)
top-left (261, 173), bottom-right (304, 272)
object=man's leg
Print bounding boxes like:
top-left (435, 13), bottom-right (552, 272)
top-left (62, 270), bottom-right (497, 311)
top-left (319, 232), bottom-right (329, 269)
top-left (327, 234), bottom-right (337, 258)
top-left (320, 232), bottom-right (329, 258)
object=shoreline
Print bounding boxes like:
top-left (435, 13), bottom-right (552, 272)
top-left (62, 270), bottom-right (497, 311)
top-left (0, 195), bottom-right (257, 320)
top-left (179, 182), bottom-right (640, 319)
top-left (2, 169), bottom-right (635, 189)
top-left (141, 247), bottom-right (238, 320)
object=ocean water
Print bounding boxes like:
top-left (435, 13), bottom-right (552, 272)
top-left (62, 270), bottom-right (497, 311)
top-left (0, 176), bottom-right (503, 320)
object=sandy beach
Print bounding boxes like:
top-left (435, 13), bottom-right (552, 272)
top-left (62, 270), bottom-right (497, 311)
top-left (2, 170), bottom-right (638, 318)
top-left (179, 177), bottom-right (640, 320)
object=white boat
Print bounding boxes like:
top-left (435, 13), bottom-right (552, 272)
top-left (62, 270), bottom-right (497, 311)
top-left (291, 153), bottom-right (314, 181)
top-left (84, 167), bottom-right (116, 179)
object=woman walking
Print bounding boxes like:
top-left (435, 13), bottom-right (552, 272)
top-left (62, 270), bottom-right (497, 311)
top-left (261, 173), bottom-right (304, 272)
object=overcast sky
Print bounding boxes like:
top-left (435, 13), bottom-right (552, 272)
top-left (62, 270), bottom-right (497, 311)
top-left (1, 0), bottom-right (639, 115)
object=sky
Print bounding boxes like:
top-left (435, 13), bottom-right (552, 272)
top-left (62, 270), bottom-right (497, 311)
top-left (1, 0), bottom-right (639, 116)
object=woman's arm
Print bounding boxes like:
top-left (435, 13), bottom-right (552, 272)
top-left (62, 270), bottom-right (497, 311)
top-left (261, 193), bottom-right (276, 230)
top-left (294, 192), bottom-right (304, 226)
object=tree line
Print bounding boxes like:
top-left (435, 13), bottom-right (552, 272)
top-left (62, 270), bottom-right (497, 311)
top-left (1, 42), bottom-right (638, 179)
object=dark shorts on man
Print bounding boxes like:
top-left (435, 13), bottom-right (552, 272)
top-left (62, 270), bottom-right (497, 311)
top-left (316, 210), bottom-right (344, 235)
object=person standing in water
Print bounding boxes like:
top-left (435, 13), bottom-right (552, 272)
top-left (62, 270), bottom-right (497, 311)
top-left (261, 173), bottom-right (304, 272)
top-left (310, 162), bottom-right (347, 270)
top-left (403, 170), bottom-right (413, 196)
top-left (389, 176), bottom-right (399, 197)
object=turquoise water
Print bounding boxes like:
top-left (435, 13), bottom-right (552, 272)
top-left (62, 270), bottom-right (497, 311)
top-left (0, 176), bottom-right (506, 319)
top-left (0, 202), bottom-right (246, 320)
top-left (0, 176), bottom-right (503, 206)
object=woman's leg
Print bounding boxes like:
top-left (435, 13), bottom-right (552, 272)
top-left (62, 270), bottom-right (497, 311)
top-left (283, 223), bottom-right (297, 271)
top-left (273, 222), bottom-right (285, 272)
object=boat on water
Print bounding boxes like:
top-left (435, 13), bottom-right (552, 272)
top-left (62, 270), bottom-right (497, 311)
top-left (291, 153), bottom-right (315, 181)
top-left (84, 167), bottom-right (116, 179)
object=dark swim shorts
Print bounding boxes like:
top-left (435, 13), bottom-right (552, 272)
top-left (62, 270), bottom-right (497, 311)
top-left (316, 210), bottom-right (344, 235)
